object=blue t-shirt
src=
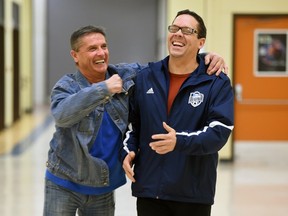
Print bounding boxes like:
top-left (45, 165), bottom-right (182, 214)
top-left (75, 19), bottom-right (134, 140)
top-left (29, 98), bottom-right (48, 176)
top-left (46, 111), bottom-right (126, 195)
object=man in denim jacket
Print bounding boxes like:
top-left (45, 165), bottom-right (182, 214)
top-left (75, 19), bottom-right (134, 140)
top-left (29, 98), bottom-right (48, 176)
top-left (43, 25), bottom-right (226, 216)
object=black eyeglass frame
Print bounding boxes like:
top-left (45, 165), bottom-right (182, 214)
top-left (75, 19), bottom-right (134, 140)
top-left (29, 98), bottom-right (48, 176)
top-left (168, 25), bottom-right (198, 35)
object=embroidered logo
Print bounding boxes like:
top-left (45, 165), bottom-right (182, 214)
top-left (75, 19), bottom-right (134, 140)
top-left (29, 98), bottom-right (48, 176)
top-left (188, 91), bottom-right (204, 107)
top-left (146, 88), bottom-right (154, 94)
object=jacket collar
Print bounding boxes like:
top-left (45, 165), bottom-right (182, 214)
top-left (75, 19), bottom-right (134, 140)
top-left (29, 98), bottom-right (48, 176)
top-left (149, 55), bottom-right (214, 86)
top-left (75, 70), bottom-right (91, 88)
top-left (75, 66), bottom-right (117, 89)
top-left (150, 55), bottom-right (208, 74)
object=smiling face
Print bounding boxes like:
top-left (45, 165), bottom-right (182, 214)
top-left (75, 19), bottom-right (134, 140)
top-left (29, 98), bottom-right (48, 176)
top-left (168, 14), bottom-right (205, 60)
top-left (70, 32), bottom-right (109, 82)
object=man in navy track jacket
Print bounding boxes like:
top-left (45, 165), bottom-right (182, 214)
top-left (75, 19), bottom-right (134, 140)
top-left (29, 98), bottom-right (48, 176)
top-left (121, 9), bottom-right (234, 216)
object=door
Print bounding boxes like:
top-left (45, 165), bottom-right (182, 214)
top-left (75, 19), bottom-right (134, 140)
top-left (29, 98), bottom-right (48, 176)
top-left (234, 15), bottom-right (288, 140)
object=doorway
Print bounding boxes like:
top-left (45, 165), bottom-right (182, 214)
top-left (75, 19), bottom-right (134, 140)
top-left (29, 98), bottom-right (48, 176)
top-left (13, 3), bottom-right (20, 122)
top-left (0, 0), bottom-right (4, 130)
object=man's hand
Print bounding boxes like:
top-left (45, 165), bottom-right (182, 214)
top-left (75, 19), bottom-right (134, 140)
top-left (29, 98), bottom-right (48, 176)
top-left (204, 52), bottom-right (228, 76)
top-left (122, 151), bottom-right (136, 182)
top-left (149, 122), bottom-right (177, 154)
top-left (105, 74), bottom-right (123, 94)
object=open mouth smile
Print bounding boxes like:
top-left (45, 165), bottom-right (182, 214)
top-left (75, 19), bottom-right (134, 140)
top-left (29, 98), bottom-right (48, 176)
top-left (95, 60), bottom-right (105, 64)
top-left (172, 41), bottom-right (185, 47)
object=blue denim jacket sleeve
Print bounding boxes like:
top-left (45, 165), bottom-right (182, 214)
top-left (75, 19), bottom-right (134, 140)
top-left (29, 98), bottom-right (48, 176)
top-left (51, 63), bottom-right (145, 128)
top-left (51, 73), bottom-right (112, 128)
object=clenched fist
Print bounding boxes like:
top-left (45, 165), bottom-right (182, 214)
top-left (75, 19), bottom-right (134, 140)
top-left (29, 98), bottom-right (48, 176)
top-left (105, 74), bottom-right (123, 94)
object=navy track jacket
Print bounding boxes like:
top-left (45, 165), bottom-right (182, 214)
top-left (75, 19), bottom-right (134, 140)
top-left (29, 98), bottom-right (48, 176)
top-left (121, 56), bottom-right (234, 205)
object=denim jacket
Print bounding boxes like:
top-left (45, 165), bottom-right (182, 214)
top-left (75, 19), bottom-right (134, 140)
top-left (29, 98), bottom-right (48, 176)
top-left (46, 63), bottom-right (143, 187)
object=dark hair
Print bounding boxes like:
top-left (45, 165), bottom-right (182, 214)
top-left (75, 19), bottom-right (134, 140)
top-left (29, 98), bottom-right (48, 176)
top-left (173, 9), bottom-right (206, 39)
top-left (70, 25), bottom-right (106, 51)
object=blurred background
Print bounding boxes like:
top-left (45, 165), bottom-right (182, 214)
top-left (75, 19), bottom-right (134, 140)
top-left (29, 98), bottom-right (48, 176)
top-left (0, 0), bottom-right (287, 215)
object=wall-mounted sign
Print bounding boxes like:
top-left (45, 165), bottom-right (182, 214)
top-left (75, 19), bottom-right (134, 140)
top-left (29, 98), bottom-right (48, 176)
top-left (254, 29), bottom-right (288, 76)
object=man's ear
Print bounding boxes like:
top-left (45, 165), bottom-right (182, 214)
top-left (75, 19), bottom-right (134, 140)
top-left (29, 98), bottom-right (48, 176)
top-left (70, 50), bottom-right (78, 64)
top-left (198, 38), bottom-right (206, 50)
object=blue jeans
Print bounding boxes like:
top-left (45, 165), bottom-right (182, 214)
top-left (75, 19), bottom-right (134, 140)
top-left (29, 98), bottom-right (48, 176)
top-left (43, 179), bottom-right (115, 216)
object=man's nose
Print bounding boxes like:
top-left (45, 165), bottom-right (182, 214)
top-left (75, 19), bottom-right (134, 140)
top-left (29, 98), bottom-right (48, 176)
top-left (174, 29), bottom-right (184, 36)
top-left (96, 48), bottom-right (105, 56)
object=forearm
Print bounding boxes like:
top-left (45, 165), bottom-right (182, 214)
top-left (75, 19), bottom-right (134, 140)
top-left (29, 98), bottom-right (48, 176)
top-left (51, 82), bottom-right (111, 127)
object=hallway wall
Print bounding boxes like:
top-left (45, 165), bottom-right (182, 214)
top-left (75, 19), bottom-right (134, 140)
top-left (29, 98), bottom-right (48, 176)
top-left (46, 0), bottom-right (161, 94)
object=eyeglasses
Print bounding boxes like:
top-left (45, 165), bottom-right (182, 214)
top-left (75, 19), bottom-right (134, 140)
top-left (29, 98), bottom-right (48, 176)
top-left (168, 25), bottom-right (198, 35)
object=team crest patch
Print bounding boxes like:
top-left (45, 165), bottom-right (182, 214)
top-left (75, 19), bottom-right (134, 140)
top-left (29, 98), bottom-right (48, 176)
top-left (188, 91), bottom-right (204, 107)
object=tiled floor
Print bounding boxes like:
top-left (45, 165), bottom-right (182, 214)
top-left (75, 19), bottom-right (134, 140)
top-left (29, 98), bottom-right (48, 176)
top-left (0, 108), bottom-right (287, 216)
